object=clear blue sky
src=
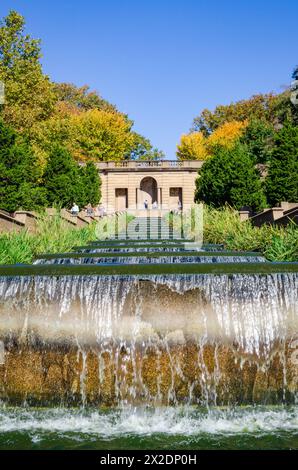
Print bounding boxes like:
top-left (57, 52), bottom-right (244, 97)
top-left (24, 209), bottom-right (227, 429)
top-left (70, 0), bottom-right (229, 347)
top-left (1, 0), bottom-right (297, 158)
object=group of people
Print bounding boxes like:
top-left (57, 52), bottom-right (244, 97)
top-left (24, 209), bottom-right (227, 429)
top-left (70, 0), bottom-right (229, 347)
top-left (143, 200), bottom-right (158, 210)
top-left (143, 200), bottom-right (182, 210)
top-left (70, 203), bottom-right (106, 217)
top-left (70, 199), bottom-right (182, 214)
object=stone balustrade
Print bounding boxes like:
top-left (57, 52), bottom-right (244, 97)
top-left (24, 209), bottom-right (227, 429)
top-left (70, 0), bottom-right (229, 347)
top-left (95, 160), bottom-right (203, 170)
top-left (0, 208), bottom-right (126, 234)
top-left (239, 202), bottom-right (298, 227)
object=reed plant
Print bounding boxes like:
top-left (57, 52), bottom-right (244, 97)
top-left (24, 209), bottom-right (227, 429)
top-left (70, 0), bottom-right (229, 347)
top-left (167, 206), bottom-right (298, 261)
top-left (203, 206), bottom-right (298, 261)
top-left (0, 212), bottom-right (97, 264)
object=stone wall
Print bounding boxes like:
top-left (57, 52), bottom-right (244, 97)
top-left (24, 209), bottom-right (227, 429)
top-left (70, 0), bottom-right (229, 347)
top-left (96, 160), bottom-right (203, 213)
top-left (239, 202), bottom-right (298, 227)
top-left (0, 209), bottom-right (98, 234)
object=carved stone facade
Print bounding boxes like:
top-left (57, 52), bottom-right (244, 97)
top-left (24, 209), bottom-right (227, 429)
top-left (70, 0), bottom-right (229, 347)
top-left (96, 160), bottom-right (203, 213)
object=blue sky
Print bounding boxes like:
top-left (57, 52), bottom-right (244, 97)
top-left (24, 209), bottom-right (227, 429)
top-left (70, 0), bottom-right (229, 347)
top-left (1, 0), bottom-right (297, 158)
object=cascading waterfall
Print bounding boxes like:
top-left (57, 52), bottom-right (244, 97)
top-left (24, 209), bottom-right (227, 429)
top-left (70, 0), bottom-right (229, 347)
top-left (0, 272), bottom-right (297, 406)
top-left (78, 247), bottom-right (201, 253)
top-left (34, 255), bottom-right (267, 265)
top-left (1, 215), bottom-right (298, 450)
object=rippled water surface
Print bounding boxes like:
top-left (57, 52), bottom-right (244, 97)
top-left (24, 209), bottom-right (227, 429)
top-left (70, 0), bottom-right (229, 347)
top-left (0, 406), bottom-right (297, 450)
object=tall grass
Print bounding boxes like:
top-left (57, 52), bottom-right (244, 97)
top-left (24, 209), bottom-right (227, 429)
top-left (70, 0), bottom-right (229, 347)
top-left (167, 206), bottom-right (298, 261)
top-left (1, 208), bottom-right (297, 264)
top-left (0, 212), bottom-right (136, 265)
top-left (0, 213), bottom-right (98, 265)
top-left (203, 206), bottom-right (298, 261)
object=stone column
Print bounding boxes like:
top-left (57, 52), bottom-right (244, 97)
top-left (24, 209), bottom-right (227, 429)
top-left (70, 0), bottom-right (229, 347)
top-left (127, 187), bottom-right (135, 211)
top-left (239, 210), bottom-right (250, 221)
top-left (272, 207), bottom-right (284, 220)
top-left (159, 188), bottom-right (163, 209)
top-left (136, 187), bottom-right (141, 210)
top-left (162, 186), bottom-right (170, 211)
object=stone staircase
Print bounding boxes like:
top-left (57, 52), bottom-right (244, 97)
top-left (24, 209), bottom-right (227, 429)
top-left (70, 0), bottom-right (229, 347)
top-left (119, 216), bottom-right (181, 240)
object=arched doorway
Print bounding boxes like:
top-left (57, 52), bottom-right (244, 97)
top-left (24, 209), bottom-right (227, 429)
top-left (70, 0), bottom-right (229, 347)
top-left (139, 177), bottom-right (157, 208)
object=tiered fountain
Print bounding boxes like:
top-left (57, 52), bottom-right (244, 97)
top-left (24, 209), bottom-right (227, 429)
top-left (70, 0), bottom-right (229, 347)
top-left (0, 215), bottom-right (297, 449)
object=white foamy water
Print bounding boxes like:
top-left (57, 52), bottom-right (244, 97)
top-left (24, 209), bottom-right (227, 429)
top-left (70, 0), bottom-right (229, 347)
top-left (0, 406), bottom-right (297, 437)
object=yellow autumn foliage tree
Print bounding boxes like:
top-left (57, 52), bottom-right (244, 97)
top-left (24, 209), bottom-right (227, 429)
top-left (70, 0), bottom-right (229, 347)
top-left (69, 109), bottom-right (135, 161)
top-left (177, 121), bottom-right (248, 161)
top-left (176, 132), bottom-right (208, 160)
top-left (30, 109), bottom-right (135, 165)
top-left (207, 120), bottom-right (248, 151)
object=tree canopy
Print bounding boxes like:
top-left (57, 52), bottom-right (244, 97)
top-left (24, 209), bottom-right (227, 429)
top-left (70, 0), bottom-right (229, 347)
top-left (177, 121), bottom-right (247, 160)
top-left (80, 161), bottom-right (101, 207)
top-left (207, 120), bottom-right (247, 151)
top-left (195, 144), bottom-right (266, 211)
top-left (42, 145), bottom-right (101, 209)
top-left (129, 133), bottom-right (165, 160)
top-left (53, 82), bottom-right (117, 114)
top-left (183, 65), bottom-right (298, 209)
top-left (0, 10), bottom-right (163, 164)
top-left (176, 132), bottom-right (208, 160)
top-left (265, 124), bottom-right (298, 205)
top-left (0, 10), bottom-right (165, 212)
top-left (0, 119), bottom-right (46, 212)
top-left (240, 119), bottom-right (274, 164)
top-left (0, 10), bottom-right (56, 130)
top-left (192, 94), bottom-right (280, 136)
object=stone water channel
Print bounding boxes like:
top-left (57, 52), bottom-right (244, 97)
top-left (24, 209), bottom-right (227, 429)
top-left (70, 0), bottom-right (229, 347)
top-left (0, 216), bottom-right (297, 449)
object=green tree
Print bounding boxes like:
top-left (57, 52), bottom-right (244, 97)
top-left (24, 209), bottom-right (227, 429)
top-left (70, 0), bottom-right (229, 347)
top-left (149, 147), bottom-right (165, 160)
top-left (192, 89), bottom-right (298, 136)
top-left (80, 161), bottom-right (101, 206)
top-left (290, 66), bottom-right (298, 125)
top-left (42, 145), bottom-right (85, 208)
top-left (125, 133), bottom-right (151, 160)
top-left (195, 143), bottom-right (266, 211)
top-left (0, 10), bottom-right (56, 130)
top-left (241, 119), bottom-right (275, 164)
top-left (273, 89), bottom-right (298, 127)
top-left (265, 124), bottom-right (298, 205)
top-left (192, 94), bottom-right (279, 136)
top-left (0, 119), bottom-right (46, 212)
top-left (53, 82), bottom-right (117, 113)
top-left (128, 133), bottom-right (165, 160)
